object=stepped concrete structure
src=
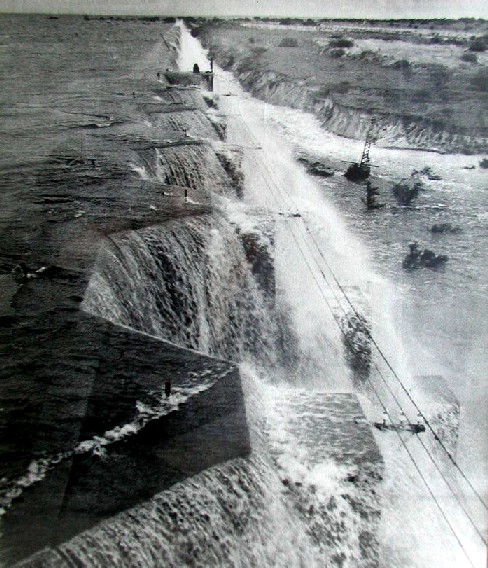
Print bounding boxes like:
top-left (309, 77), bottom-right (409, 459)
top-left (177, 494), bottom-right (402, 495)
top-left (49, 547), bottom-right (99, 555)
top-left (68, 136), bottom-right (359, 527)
top-left (1, 15), bottom-right (384, 567)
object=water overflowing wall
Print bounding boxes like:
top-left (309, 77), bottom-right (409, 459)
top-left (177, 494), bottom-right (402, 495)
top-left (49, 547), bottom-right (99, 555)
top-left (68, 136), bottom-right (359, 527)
top-left (187, 22), bottom-right (487, 568)
top-left (16, 369), bottom-right (383, 568)
top-left (82, 215), bottom-right (278, 365)
top-left (155, 145), bottom-right (233, 193)
top-left (4, 18), bottom-right (387, 568)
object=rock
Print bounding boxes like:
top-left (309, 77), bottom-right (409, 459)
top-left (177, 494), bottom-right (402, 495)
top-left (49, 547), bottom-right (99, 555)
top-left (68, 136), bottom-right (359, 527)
top-left (430, 222), bottom-right (462, 234)
top-left (340, 312), bottom-right (372, 387)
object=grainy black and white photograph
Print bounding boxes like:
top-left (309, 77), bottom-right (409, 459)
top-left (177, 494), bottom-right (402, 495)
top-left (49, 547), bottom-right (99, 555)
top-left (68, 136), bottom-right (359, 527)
top-left (0, 0), bottom-right (487, 566)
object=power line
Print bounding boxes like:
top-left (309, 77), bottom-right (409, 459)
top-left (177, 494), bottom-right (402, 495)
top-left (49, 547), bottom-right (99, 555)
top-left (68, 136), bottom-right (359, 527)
top-left (228, 104), bottom-right (486, 558)
top-left (243, 113), bottom-right (488, 516)
top-left (301, 217), bottom-right (487, 548)
top-left (305, 221), bottom-right (488, 515)
top-left (254, 156), bottom-right (480, 563)
top-left (302, 223), bottom-right (486, 546)
top-left (356, 362), bottom-right (477, 568)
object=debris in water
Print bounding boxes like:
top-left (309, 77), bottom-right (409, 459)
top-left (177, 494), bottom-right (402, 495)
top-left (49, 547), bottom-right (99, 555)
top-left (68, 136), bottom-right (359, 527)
top-left (297, 155), bottom-right (335, 177)
top-left (402, 242), bottom-right (448, 269)
top-left (430, 223), bottom-right (462, 234)
top-left (412, 166), bottom-right (442, 180)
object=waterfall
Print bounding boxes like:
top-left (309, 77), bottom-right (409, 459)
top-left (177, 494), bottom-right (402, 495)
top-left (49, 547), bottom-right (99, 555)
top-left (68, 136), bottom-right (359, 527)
top-left (39, 21), bottom-right (483, 568)
top-left (178, 23), bottom-right (485, 568)
top-left (56, 21), bottom-right (385, 568)
top-left (83, 214), bottom-right (278, 366)
top-left (36, 367), bottom-right (377, 568)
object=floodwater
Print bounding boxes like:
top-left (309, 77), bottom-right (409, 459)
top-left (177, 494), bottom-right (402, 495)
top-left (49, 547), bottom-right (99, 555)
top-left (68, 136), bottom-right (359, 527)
top-left (0, 14), bottom-right (485, 567)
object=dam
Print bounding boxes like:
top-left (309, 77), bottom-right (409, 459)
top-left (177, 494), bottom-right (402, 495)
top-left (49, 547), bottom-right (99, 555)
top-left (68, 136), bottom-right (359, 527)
top-left (0, 16), bottom-right (383, 568)
top-left (0, 15), bottom-right (486, 568)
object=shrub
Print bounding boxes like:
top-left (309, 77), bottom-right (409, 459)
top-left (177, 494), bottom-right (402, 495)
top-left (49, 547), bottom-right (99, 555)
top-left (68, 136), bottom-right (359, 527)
top-left (461, 52), bottom-right (478, 63)
top-left (248, 37), bottom-right (255, 44)
top-left (412, 88), bottom-right (432, 102)
top-left (393, 59), bottom-right (412, 73)
top-left (480, 158), bottom-right (488, 169)
top-left (333, 81), bottom-right (351, 93)
top-left (358, 49), bottom-right (376, 60)
top-left (330, 48), bottom-right (346, 58)
top-left (329, 37), bottom-right (354, 48)
top-left (278, 37), bottom-right (299, 47)
top-left (428, 64), bottom-right (451, 86)
top-left (252, 47), bottom-right (268, 57)
top-left (392, 180), bottom-right (424, 206)
top-left (469, 39), bottom-right (487, 52)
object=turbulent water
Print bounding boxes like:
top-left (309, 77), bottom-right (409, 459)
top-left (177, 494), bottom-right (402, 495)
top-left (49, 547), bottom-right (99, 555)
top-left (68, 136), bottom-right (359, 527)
top-left (173, 25), bottom-right (487, 568)
top-left (83, 215), bottom-right (279, 366)
top-left (4, 17), bottom-right (485, 567)
top-left (78, 22), bottom-right (488, 568)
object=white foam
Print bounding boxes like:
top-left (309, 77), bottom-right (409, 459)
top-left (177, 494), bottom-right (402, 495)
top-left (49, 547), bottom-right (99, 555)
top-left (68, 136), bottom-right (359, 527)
top-left (0, 378), bottom-right (218, 517)
top-left (128, 162), bottom-right (150, 180)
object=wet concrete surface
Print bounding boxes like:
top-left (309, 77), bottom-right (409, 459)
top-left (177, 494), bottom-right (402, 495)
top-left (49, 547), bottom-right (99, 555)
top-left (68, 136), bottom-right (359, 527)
top-left (0, 15), bottom-right (250, 563)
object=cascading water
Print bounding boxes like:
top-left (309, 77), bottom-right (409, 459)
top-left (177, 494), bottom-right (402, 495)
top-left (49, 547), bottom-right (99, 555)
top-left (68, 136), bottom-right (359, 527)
top-left (70, 21), bottom-right (486, 568)
top-left (176, 22), bottom-right (485, 568)
top-left (49, 366), bottom-right (378, 568)
top-left (82, 214), bottom-right (278, 366)
top-left (63, 22), bottom-right (374, 568)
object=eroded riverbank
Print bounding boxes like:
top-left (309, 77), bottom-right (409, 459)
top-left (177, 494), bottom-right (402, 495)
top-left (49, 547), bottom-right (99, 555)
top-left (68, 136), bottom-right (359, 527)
top-left (192, 18), bottom-right (488, 154)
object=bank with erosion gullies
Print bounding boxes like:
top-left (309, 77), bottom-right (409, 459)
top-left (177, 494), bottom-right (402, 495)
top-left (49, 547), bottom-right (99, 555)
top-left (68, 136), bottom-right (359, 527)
top-left (192, 19), bottom-right (488, 155)
top-left (1, 16), bottom-right (383, 566)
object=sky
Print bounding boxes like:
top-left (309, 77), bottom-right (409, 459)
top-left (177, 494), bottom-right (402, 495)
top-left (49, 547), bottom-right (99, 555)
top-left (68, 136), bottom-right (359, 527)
top-left (0, 0), bottom-right (487, 19)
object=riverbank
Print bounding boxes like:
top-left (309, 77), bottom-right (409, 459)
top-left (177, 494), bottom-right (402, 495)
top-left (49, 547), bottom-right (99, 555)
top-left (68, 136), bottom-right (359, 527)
top-left (192, 18), bottom-right (488, 155)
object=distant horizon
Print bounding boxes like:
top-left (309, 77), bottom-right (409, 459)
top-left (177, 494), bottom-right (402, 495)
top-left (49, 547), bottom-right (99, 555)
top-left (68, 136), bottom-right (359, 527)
top-left (0, 13), bottom-right (486, 22)
top-left (1, 1), bottom-right (487, 20)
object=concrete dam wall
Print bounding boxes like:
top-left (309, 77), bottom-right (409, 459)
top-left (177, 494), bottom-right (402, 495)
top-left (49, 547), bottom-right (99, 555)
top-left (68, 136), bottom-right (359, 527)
top-left (0, 15), bottom-right (384, 567)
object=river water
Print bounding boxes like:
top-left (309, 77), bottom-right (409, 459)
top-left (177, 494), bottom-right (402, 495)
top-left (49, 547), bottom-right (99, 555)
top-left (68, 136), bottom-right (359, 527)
top-left (178, 21), bottom-right (487, 568)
